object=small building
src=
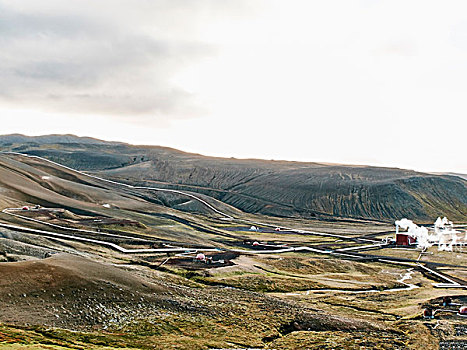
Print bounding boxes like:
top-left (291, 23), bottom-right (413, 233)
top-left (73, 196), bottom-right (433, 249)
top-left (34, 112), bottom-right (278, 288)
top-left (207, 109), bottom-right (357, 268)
top-left (423, 308), bottom-right (434, 319)
top-left (195, 253), bottom-right (206, 261)
top-left (396, 233), bottom-right (417, 246)
top-left (459, 306), bottom-right (467, 316)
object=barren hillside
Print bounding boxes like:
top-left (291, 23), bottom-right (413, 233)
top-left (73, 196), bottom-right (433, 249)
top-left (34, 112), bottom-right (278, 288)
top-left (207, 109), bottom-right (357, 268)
top-left (1, 134), bottom-right (464, 222)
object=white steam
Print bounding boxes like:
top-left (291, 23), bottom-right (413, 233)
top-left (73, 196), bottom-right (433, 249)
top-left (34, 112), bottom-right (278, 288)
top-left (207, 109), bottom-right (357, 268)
top-left (435, 217), bottom-right (462, 252)
top-left (395, 217), bottom-right (464, 251)
top-left (395, 218), bottom-right (432, 249)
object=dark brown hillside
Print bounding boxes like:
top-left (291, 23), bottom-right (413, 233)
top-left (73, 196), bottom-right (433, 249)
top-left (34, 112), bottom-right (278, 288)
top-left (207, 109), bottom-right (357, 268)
top-left (1, 134), bottom-right (465, 222)
top-left (226, 167), bottom-right (466, 221)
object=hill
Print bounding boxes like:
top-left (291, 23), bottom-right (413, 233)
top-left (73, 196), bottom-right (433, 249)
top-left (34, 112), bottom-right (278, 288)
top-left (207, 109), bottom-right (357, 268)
top-left (0, 134), bottom-right (465, 222)
top-left (0, 134), bottom-right (460, 349)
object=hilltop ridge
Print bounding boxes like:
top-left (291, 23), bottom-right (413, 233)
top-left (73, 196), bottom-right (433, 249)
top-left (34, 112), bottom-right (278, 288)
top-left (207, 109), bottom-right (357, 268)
top-left (1, 134), bottom-right (465, 222)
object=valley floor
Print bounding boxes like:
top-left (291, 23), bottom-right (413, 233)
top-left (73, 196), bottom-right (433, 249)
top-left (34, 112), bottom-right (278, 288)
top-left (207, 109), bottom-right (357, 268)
top-left (0, 153), bottom-right (466, 349)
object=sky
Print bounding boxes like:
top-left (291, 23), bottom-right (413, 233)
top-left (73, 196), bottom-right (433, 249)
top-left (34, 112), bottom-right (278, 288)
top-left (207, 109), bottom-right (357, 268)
top-left (0, 0), bottom-right (466, 173)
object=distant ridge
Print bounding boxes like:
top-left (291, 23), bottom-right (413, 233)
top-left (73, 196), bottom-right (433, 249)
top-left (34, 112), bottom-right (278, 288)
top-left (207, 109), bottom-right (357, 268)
top-left (0, 134), bottom-right (465, 222)
top-left (0, 134), bottom-right (123, 145)
top-left (431, 172), bottom-right (467, 181)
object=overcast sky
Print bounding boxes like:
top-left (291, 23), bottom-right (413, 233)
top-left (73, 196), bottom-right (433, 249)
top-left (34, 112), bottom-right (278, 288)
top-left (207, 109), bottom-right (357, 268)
top-left (0, 0), bottom-right (466, 173)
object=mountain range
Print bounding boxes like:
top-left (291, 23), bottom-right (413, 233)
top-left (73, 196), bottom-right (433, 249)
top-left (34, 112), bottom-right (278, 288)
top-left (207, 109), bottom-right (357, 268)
top-left (0, 134), bottom-right (465, 222)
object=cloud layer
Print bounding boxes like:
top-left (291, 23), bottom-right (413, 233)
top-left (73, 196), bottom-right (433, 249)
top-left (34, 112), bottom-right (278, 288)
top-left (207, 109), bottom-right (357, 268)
top-left (0, 1), bottom-right (253, 121)
top-left (1, 1), bottom-right (466, 173)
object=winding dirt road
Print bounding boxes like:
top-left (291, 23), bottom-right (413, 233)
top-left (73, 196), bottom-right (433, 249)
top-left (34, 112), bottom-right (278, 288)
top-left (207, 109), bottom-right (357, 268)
top-left (0, 152), bottom-right (465, 289)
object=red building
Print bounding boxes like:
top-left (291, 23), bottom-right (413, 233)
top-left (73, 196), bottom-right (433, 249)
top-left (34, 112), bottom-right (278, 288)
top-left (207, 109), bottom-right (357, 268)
top-left (423, 308), bottom-right (433, 318)
top-left (395, 233), bottom-right (417, 246)
top-left (459, 306), bottom-right (467, 316)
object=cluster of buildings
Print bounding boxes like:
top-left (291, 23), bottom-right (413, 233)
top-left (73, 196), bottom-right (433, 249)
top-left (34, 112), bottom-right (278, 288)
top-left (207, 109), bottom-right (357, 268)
top-left (394, 217), bottom-right (467, 250)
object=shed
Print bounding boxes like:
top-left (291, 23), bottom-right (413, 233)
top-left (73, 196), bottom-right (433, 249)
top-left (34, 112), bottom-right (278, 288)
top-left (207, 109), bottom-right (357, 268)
top-left (195, 253), bottom-right (206, 261)
top-left (423, 308), bottom-right (434, 318)
top-left (459, 306), bottom-right (467, 316)
top-left (396, 233), bottom-right (417, 246)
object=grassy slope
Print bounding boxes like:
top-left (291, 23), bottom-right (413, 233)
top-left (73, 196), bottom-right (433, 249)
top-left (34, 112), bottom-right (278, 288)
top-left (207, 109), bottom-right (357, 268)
top-left (0, 252), bottom-right (413, 350)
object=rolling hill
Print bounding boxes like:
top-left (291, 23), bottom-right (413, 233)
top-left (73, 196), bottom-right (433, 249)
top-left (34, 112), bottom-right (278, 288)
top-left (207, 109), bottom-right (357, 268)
top-left (0, 134), bottom-right (465, 222)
